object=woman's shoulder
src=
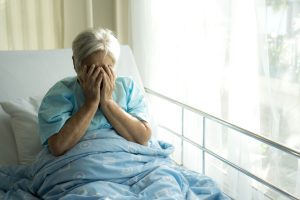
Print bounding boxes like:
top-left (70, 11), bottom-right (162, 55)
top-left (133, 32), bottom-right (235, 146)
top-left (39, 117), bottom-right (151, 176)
top-left (45, 76), bottom-right (77, 96)
top-left (56, 76), bottom-right (77, 87)
top-left (114, 77), bottom-right (136, 98)
top-left (115, 76), bottom-right (135, 88)
top-left (116, 76), bottom-right (133, 83)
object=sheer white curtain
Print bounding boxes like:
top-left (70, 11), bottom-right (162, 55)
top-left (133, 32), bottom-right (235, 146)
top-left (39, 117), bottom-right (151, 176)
top-left (130, 0), bottom-right (300, 199)
top-left (0, 0), bottom-right (63, 50)
top-left (0, 0), bottom-right (94, 50)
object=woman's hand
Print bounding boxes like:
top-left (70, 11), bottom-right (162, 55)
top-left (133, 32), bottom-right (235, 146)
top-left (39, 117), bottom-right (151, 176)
top-left (100, 64), bottom-right (116, 107)
top-left (78, 64), bottom-right (103, 108)
top-left (98, 64), bottom-right (152, 145)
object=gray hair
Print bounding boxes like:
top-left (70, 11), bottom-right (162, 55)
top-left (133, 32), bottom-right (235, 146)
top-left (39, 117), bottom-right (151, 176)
top-left (72, 28), bottom-right (120, 70)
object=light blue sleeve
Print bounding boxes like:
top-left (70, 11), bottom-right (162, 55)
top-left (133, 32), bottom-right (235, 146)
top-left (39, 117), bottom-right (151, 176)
top-left (38, 82), bottom-right (74, 145)
top-left (126, 78), bottom-right (150, 122)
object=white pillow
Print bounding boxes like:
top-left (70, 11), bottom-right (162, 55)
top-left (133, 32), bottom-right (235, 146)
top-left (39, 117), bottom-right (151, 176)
top-left (0, 106), bottom-right (18, 165)
top-left (0, 96), bottom-right (43, 165)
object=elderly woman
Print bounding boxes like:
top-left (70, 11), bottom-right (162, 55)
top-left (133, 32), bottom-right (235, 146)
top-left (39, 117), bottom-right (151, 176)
top-left (38, 28), bottom-right (152, 156)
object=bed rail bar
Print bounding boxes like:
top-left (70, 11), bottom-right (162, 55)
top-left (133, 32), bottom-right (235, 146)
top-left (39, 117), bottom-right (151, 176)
top-left (145, 87), bottom-right (300, 200)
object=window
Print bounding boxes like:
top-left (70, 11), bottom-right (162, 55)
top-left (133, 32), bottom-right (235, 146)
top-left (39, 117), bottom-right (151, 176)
top-left (130, 0), bottom-right (300, 199)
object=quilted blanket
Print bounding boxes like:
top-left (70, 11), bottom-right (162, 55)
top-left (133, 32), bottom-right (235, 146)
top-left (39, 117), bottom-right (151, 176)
top-left (0, 129), bottom-right (229, 200)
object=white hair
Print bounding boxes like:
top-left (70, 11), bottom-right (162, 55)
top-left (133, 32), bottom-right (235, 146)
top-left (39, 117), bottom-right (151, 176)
top-left (72, 28), bottom-right (120, 70)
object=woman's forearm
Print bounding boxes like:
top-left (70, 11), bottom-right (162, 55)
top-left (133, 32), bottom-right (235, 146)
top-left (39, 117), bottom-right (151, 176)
top-left (101, 100), bottom-right (152, 145)
top-left (48, 102), bottom-right (98, 156)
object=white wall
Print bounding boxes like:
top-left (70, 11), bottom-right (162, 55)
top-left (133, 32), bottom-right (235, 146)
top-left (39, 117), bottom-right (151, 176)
top-left (63, 0), bottom-right (129, 48)
top-left (93, 0), bottom-right (129, 45)
top-left (63, 0), bottom-right (89, 48)
top-left (93, 0), bottom-right (116, 32)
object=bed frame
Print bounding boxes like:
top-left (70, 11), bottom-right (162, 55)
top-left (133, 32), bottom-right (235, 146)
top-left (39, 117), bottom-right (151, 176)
top-left (145, 88), bottom-right (300, 200)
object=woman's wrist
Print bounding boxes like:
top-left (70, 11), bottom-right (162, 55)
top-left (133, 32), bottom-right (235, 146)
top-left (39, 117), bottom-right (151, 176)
top-left (84, 100), bottom-right (99, 112)
top-left (100, 99), bottom-right (114, 112)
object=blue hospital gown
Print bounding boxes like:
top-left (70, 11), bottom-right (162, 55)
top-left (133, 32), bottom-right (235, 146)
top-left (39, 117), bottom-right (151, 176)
top-left (38, 76), bottom-right (149, 145)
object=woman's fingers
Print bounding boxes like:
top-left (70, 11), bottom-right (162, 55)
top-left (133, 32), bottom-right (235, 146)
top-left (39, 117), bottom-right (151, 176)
top-left (109, 65), bottom-right (116, 82)
top-left (87, 64), bottom-right (96, 77)
top-left (78, 65), bottom-right (101, 106)
top-left (77, 65), bottom-right (85, 84)
top-left (102, 69), bottom-right (107, 88)
top-left (79, 65), bottom-right (87, 76)
top-left (96, 68), bottom-right (104, 88)
top-left (102, 65), bottom-right (113, 82)
top-left (80, 64), bottom-right (114, 95)
top-left (82, 65), bottom-right (87, 74)
top-left (92, 66), bottom-right (101, 80)
top-left (83, 65), bottom-right (102, 86)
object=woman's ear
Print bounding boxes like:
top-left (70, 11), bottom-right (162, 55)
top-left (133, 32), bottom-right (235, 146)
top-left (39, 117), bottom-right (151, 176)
top-left (72, 56), bottom-right (77, 72)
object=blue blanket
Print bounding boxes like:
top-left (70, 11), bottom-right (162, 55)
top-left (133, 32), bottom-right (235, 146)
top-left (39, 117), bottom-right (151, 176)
top-left (0, 129), bottom-right (229, 200)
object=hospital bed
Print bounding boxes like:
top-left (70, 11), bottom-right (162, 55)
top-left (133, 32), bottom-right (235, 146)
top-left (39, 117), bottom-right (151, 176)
top-left (0, 46), bottom-right (299, 199)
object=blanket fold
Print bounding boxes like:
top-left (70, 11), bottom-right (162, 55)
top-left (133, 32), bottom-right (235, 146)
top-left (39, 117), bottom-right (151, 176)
top-left (0, 129), bottom-right (228, 200)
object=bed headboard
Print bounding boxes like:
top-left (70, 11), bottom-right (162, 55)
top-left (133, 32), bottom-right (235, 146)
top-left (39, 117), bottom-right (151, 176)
top-left (0, 45), bottom-right (149, 165)
top-left (0, 45), bottom-right (144, 101)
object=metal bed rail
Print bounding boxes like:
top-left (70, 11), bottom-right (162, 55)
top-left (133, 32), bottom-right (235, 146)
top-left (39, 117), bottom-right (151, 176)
top-left (145, 87), bottom-right (300, 200)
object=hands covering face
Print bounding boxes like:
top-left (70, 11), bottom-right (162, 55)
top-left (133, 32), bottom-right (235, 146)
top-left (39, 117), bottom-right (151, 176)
top-left (100, 64), bottom-right (116, 105)
top-left (78, 64), bottom-right (115, 108)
